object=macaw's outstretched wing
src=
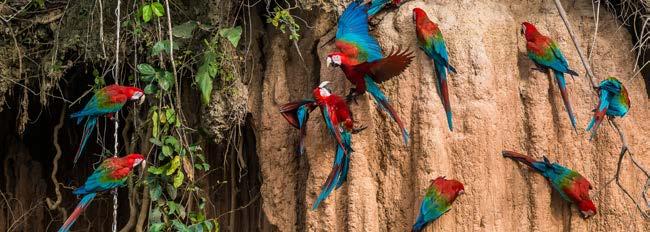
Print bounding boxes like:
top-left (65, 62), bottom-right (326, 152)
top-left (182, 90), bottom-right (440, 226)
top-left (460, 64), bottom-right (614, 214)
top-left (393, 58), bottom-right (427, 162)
top-left (280, 99), bottom-right (317, 155)
top-left (336, 0), bottom-right (383, 62)
top-left (363, 48), bottom-right (414, 83)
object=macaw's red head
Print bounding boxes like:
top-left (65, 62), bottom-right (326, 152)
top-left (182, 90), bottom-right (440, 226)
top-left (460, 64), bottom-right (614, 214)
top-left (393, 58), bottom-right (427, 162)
top-left (326, 52), bottom-right (350, 67)
top-left (431, 176), bottom-right (465, 202)
top-left (412, 8), bottom-right (428, 24)
top-left (122, 86), bottom-right (146, 104)
top-left (313, 81), bottom-right (333, 102)
top-left (521, 22), bottom-right (540, 40)
top-left (124, 153), bottom-right (145, 168)
top-left (577, 199), bottom-right (597, 219)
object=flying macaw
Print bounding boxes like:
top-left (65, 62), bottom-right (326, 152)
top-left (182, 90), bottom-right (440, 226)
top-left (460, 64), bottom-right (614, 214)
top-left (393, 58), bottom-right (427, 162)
top-left (502, 150), bottom-right (597, 218)
top-left (327, 0), bottom-right (413, 144)
top-left (367, 0), bottom-right (402, 17)
top-left (586, 77), bottom-right (630, 139)
top-left (70, 84), bottom-right (145, 163)
top-left (413, 8), bottom-right (457, 131)
top-left (310, 81), bottom-right (359, 209)
top-left (521, 22), bottom-right (579, 131)
top-left (412, 176), bottom-right (464, 232)
top-left (58, 154), bottom-right (145, 232)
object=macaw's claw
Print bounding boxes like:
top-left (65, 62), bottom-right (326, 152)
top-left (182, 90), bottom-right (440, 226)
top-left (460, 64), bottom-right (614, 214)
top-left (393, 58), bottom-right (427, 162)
top-left (352, 125), bottom-right (368, 134)
top-left (346, 89), bottom-right (360, 105)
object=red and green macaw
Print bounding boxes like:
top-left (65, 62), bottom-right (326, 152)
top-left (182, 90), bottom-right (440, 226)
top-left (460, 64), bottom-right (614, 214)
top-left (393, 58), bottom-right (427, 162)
top-left (71, 84), bottom-right (144, 163)
top-left (413, 8), bottom-right (457, 131)
top-left (586, 77), bottom-right (630, 139)
top-left (327, 0), bottom-right (413, 144)
top-left (521, 22), bottom-right (579, 131)
top-left (280, 82), bottom-right (364, 209)
top-left (502, 150), bottom-right (596, 218)
top-left (367, 0), bottom-right (402, 16)
top-left (412, 176), bottom-right (464, 232)
top-left (58, 154), bottom-right (145, 232)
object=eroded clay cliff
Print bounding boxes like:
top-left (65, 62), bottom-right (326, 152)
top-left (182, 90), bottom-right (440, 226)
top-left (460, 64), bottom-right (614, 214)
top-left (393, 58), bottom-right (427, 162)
top-left (249, 0), bottom-right (650, 231)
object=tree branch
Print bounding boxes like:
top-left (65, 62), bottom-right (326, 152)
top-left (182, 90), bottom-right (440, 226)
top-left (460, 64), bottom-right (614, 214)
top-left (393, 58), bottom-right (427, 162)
top-left (45, 104), bottom-right (67, 220)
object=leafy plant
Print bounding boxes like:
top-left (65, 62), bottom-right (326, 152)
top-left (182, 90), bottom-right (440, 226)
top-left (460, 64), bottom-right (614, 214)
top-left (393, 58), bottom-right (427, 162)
top-left (267, 7), bottom-right (301, 41)
top-left (218, 26), bottom-right (242, 47)
top-left (141, 1), bottom-right (165, 23)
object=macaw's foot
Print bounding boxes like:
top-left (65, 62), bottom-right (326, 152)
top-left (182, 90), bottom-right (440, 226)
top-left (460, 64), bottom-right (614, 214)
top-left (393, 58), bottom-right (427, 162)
top-left (352, 125), bottom-right (368, 134)
top-left (531, 67), bottom-right (550, 74)
top-left (346, 89), bottom-right (360, 105)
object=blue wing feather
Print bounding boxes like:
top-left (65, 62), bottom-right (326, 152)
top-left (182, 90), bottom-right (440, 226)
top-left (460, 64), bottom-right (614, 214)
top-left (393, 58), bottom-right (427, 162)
top-left (336, 1), bottom-right (383, 62)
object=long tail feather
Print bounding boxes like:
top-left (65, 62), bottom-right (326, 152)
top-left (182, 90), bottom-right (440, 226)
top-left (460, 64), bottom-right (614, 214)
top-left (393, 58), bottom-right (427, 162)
top-left (434, 61), bottom-right (453, 131)
top-left (280, 100), bottom-right (315, 155)
top-left (312, 144), bottom-right (347, 210)
top-left (336, 132), bottom-right (353, 189)
top-left (502, 150), bottom-right (544, 173)
top-left (554, 70), bottom-right (577, 131)
top-left (75, 117), bottom-right (97, 164)
top-left (586, 91), bottom-right (610, 140)
top-left (412, 216), bottom-right (427, 232)
top-left (58, 193), bottom-right (96, 232)
top-left (365, 77), bottom-right (409, 144)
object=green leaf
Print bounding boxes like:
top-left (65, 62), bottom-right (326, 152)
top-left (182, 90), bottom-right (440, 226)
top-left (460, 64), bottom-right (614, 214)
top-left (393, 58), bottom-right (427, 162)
top-left (168, 201), bottom-right (179, 215)
top-left (197, 70), bottom-right (213, 104)
top-left (219, 26), bottom-right (242, 47)
top-left (142, 5), bottom-right (153, 23)
top-left (148, 166), bottom-right (165, 175)
top-left (137, 63), bottom-right (156, 75)
top-left (149, 223), bottom-right (164, 232)
top-left (162, 145), bottom-right (173, 157)
top-left (149, 137), bottom-right (163, 146)
top-left (152, 111), bottom-right (159, 138)
top-left (149, 182), bottom-right (163, 201)
top-left (151, 2), bottom-right (165, 17)
top-left (167, 156), bottom-right (181, 175)
top-left (166, 183), bottom-right (178, 199)
top-left (173, 170), bottom-right (184, 188)
top-left (144, 83), bottom-right (158, 94)
top-left (163, 135), bottom-right (180, 152)
top-left (171, 219), bottom-right (190, 232)
top-left (151, 40), bottom-right (179, 55)
top-left (165, 108), bottom-right (176, 125)
top-left (196, 51), bottom-right (217, 105)
top-left (173, 21), bottom-right (198, 39)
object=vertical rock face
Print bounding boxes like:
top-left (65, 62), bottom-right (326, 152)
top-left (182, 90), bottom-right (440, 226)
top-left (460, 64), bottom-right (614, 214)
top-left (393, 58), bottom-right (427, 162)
top-left (249, 0), bottom-right (650, 231)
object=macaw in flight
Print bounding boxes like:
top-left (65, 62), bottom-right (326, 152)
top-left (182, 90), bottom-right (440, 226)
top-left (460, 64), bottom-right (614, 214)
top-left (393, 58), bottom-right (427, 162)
top-left (326, 0), bottom-right (413, 144)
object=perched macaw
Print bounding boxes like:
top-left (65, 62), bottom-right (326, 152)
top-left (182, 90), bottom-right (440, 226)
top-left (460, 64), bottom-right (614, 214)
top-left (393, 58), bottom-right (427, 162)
top-left (412, 176), bottom-right (464, 232)
top-left (70, 84), bottom-right (144, 163)
top-left (310, 81), bottom-right (360, 209)
top-left (586, 77), bottom-right (630, 139)
top-left (367, 0), bottom-right (401, 17)
top-left (502, 150), bottom-right (596, 218)
top-left (327, 0), bottom-right (413, 144)
top-left (58, 154), bottom-right (145, 232)
top-left (413, 8), bottom-right (457, 131)
top-left (521, 22), bottom-right (579, 131)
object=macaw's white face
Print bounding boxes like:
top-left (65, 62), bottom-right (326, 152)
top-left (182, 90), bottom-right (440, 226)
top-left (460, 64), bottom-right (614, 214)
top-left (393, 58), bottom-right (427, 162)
top-left (318, 81), bottom-right (332, 97)
top-left (133, 158), bottom-right (144, 167)
top-left (326, 55), bottom-right (342, 67)
top-left (131, 91), bottom-right (144, 100)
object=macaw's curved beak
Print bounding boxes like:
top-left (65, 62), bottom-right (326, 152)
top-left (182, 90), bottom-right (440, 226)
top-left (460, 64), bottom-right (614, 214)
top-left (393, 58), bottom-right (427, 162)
top-left (138, 94), bottom-right (146, 105)
top-left (326, 57), bottom-right (332, 67)
top-left (138, 159), bottom-right (147, 179)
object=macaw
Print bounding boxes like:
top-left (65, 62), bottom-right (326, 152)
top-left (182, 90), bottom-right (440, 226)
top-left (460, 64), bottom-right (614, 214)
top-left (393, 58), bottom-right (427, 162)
top-left (502, 150), bottom-right (596, 218)
top-left (367, 0), bottom-right (402, 17)
top-left (327, 0), bottom-right (413, 144)
top-left (306, 81), bottom-right (365, 209)
top-left (413, 8), bottom-right (457, 131)
top-left (412, 176), bottom-right (464, 232)
top-left (70, 84), bottom-right (144, 164)
top-left (521, 22), bottom-right (579, 131)
top-left (586, 77), bottom-right (630, 139)
top-left (58, 154), bottom-right (145, 232)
